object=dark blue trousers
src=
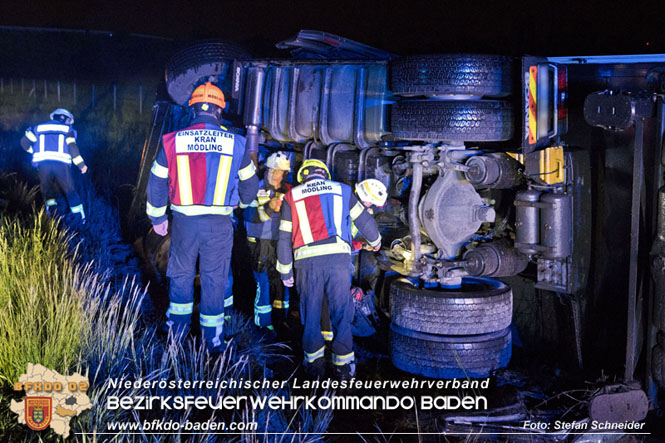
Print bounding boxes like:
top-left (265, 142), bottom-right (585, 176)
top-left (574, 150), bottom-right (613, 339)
top-left (166, 213), bottom-right (232, 350)
top-left (296, 255), bottom-right (354, 367)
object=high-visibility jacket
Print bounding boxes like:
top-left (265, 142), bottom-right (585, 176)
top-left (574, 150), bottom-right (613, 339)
top-left (20, 120), bottom-right (86, 170)
top-left (146, 117), bottom-right (258, 224)
top-left (244, 179), bottom-right (292, 240)
top-left (284, 179), bottom-right (353, 248)
top-left (276, 178), bottom-right (381, 279)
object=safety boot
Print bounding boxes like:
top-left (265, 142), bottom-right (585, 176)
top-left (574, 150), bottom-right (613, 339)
top-left (333, 362), bottom-right (356, 381)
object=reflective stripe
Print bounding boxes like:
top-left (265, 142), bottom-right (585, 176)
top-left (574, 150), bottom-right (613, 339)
top-left (32, 151), bottom-right (72, 163)
top-left (247, 236), bottom-right (257, 243)
top-left (351, 222), bottom-right (359, 238)
top-left (295, 200), bottom-right (313, 243)
top-left (36, 123), bottom-right (69, 133)
top-left (279, 220), bottom-right (292, 232)
top-left (151, 161), bottom-right (169, 179)
top-left (321, 330), bottom-right (334, 342)
top-left (332, 352), bottom-right (355, 366)
top-left (224, 294), bottom-right (233, 308)
top-left (257, 206), bottom-right (270, 222)
top-left (58, 135), bottom-right (64, 153)
top-left (294, 238), bottom-right (350, 261)
top-left (304, 346), bottom-right (325, 363)
top-left (350, 201), bottom-right (364, 220)
top-left (368, 234), bottom-right (381, 248)
top-left (72, 155), bottom-right (84, 166)
top-left (238, 162), bottom-right (256, 181)
top-left (257, 196), bottom-right (271, 204)
top-left (255, 305), bottom-right (272, 314)
top-left (239, 202), bottom-right (250, 209)
top-left (27, 147), bottom-right (33, 154)
top-left (283, 300), bottom-right (290, 310)
top-left (248, 200), bottom-right (259, 207)
top-left (167, 302), bottom-right (193, 315)
top-left (176, 155), bottom-right (193, 205)
top-left (213, 155), bottom-right (233, 205)
top-left (65, 137), bottom-right (76, 145)
top-left (171, 204), bottom-right (233, 216)
top-left (146, 202), bottom-right (167, 218)
top-left (45, 199), bottom-right (57, 207)
top-left (25, 131), bottom-right (37, 142)
top-left (39, 134), bottom-right (44, 152)
top-left (276, 260), bottom-right (292, 274)
top-left (272, 300), bottom-right (284, 309)
top-left (267, 325), bottom-right (275, 331)
top-left (333, 194), bottom-right (342, 236)
top-left (200, 313), bottom-right (225, 327)
top-left (70, 204), bottom-right (85, 219)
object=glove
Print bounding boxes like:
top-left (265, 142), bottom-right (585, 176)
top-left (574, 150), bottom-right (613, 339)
top-left (282, 276), bottom-right (294, 287)
top-left (153, 220), bottom-right (168, 236)
top-left (80, 165), bottom-right (88, 174)
top-left (268, 197), bottom-right (283, 212)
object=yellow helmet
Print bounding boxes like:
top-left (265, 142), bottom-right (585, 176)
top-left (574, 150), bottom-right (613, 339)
top-left (188, 82), bottom-right (226, 109)
top-left (297, 159), bottom-right (330, 183)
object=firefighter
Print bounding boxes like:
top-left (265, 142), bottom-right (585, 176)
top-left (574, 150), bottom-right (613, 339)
top-left (146, 82), bottom-right (258, 353)
top-left (277, 159), bottom-right (381, 379)
top-left (320, 178), bottom-right (388, 342)
top-left (20, 108), bottom-right (88, 222)
top-left (244, 151), bottom-right (292, 332)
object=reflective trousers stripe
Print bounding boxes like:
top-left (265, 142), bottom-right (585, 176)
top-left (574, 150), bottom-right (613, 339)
top-left (304, 346), bottom-right (325, 363)
top-left (332, 352), bottom-right (354, 366)
top-left (213, 155), bottom-right (233, 205)
top-left (176, 156), bottom-right (193, 205)
top-left (167, 302), bottom-right (193, 315)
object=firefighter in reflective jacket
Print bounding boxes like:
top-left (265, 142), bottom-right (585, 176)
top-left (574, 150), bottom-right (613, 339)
top-left (244, 151), bottom-right (292, 331)
top-left (20, 108), bottom-right (87, 221)
top-left (277, 159), bottom-right (381, 379)
top-left (146, 82), bottom-right (258, 352)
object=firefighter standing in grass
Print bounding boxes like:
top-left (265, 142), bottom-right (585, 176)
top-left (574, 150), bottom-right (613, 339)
top-left (320, 178), bottom-right (388, 342)
top-left (244, 151), bottom-right (292, 332)
top-left (277, 159), bottom-right (381, 379)
top-left (146, 82), bottom-right (258, 352)
top-left (20, 108), bottom-right (88, 222)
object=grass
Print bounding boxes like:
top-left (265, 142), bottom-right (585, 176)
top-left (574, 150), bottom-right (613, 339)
top-left (0, 176), bottom-right (333, 442)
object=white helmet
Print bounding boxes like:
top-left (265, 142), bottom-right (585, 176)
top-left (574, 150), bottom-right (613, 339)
top-left (50, 108), bottom-right (74, 125)
top-left (266, 151), bottom-right (291, 171)
top-left (355, 179), bottom-right (387, 207)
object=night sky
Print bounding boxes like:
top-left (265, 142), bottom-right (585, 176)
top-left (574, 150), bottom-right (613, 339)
top-left (1, 0), bottom-right (664, 56)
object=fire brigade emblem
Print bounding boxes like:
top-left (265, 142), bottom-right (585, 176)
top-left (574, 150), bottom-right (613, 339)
top-left (25, 397), bottom-right (52, 431)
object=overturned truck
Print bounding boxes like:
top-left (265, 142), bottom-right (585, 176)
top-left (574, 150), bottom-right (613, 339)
top-left (130, 31), bottom-right (665, 419)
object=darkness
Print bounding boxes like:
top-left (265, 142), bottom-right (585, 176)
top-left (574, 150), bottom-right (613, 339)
top-left (1, 0), bottom-right (664, 56)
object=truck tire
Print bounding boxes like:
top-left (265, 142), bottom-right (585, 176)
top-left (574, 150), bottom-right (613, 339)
top-left (391, 324), bottom-right (512, 379)
top-left (390, 277), bottom-right (512, 335)
top-left (391, 54), bottom-right (513, 97)
top-left (165, 41), bottom-right (250, 106)
top-left (391, 100), bottom-right (513, 142)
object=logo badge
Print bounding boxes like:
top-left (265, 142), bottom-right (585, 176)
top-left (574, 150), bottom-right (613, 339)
top-left (25, 397), bottom-right (52, 431)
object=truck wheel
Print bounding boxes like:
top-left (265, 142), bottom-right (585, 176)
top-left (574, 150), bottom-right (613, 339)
top-left (391, 100), bottom-right (513, 142)
top-left (390, 277), bottom-right (512, 335)
top-left (391, 324), bottom-right (512, 379)
top-left (165, 41), bottom-right (250, 106)
top-left (391, 54), bottom-right (513, 98)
